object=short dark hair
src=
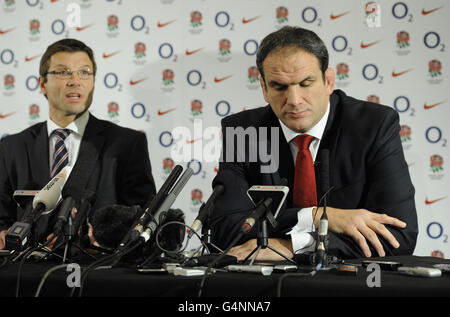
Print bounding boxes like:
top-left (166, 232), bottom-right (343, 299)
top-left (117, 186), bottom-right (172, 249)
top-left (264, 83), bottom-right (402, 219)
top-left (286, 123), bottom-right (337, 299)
top-left (39, 38), bottom-right (97, 83)
top-left (90, 205), bottom-right (140, 249)
top-left (256, 26), bottom-right (329, 83)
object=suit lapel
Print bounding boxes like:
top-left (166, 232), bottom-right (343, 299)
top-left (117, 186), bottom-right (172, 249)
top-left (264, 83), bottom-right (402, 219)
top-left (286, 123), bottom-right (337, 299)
top-left (27, 122), bottom-right (50, 186)
top-left (63, 115), bottom-right (105, 200)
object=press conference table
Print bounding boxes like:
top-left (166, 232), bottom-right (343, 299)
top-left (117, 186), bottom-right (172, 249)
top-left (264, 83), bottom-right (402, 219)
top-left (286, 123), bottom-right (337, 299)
top-left (1, 255), bottom-right (449, 298)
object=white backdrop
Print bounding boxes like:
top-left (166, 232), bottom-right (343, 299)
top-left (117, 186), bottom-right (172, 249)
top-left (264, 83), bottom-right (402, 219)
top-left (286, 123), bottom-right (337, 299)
top-left (0, 0), bottom-right (448, 258)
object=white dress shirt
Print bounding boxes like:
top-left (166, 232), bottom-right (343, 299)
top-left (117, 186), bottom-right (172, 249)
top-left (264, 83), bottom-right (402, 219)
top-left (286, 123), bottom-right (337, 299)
top-left (47, 111), bottom-right (90, 179)
top-left (278, 103), bottom-right (330, 254)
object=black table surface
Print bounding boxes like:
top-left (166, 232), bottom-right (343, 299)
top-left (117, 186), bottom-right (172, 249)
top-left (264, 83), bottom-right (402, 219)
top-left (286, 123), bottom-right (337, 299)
top-left (1, 255), bottom-right (450, 298)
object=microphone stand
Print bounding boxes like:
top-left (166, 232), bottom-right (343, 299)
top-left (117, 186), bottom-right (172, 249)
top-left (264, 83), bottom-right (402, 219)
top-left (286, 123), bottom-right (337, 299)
top-left (199, 202), bottom-right (224, 255)
top-left (242, 208), bottom-right (296, 266)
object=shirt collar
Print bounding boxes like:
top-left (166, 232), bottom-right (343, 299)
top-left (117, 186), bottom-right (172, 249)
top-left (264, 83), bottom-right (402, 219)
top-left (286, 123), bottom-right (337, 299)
top-left (47, 110), bottom-right (90, 138)
top-left (279, 102), bottom-right (330, 144)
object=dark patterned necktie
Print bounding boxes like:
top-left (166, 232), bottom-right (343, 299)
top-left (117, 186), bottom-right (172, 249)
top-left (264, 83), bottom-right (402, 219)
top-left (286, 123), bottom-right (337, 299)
top-left (292, 134), bottom-right (317, 208)
top-left (50, 129), bottom-right (71, 177)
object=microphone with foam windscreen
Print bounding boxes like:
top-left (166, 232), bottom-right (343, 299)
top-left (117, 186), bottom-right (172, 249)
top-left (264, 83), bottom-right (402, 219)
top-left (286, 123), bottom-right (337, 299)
top-left (114, 165), bottom-right (183, 254)
top-left (188, 169), bottom-right (234, 239)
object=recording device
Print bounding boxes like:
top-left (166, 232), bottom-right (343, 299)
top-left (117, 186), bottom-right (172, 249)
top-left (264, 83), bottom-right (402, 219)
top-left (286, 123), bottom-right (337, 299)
top-left (241, 180), bottom-right (289, 234)
top-left (188, 169), bottom-right (232, 239)
top-left (398, 266), bottom-right (442, 277)
top-left (140, 167), bottom-right (194, 243)
top-left (12, 182), bottom-right (40, 212)
top-left (226, 264), bottom-right (274, 276)
top-left (362, 260), bottom-right (402, 271)
top-left (115, 165), bottom-right (183, 252)
top-left (5, 168), bottom-right (68, 250)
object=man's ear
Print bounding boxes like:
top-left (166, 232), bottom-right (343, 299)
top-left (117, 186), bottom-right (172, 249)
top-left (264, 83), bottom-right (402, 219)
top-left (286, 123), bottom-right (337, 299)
top-left (324, 68), bottom-right (335, 96)
top-left (259, 76), bottom-right (269, 103)
top-left (38, 76), bottom-right (47, 98)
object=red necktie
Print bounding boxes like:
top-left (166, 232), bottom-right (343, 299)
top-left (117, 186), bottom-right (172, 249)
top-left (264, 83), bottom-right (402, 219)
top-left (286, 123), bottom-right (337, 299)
top-left (293, 134), bottom-right (317, 208)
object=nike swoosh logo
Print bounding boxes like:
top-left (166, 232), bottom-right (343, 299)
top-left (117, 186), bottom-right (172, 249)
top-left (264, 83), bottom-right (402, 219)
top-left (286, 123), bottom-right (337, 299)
top-left (129, 78), bottom-right (148, 85)
top-left (103, 51), bottom-right (121, 59)
top-left (425, 196), bottom-right (447, 205)
top-left (25, 54), bottom-right (41, 62)
top-left (76, 24), bottom-right (93, 32)
top-left (330, 11), bottom-right (350, 20)
top-left (0, 112), bottom-right (15, 119)
top-left (360, 40), bottom-right (381, 49)
top-left (392, 69), bottom-right (413, 77)
top-left (157, 108), bottom-right (176, 116)
top-left (422, 7), bottom-right (443, 15)
top-left (214, 75), bottom-right (233, 83)
top-left (157, 20), bottom-right (176, 28)
top-left (424, 101), bottom-right (445, 110)
top-left (186, 137), bottom-right (202, 144)
top-left (242, 16), bottom-right (261, 24)
top-left (185, 48), bottom-right (204, 56)
top-left (0, 27), bottom-right (16, 35)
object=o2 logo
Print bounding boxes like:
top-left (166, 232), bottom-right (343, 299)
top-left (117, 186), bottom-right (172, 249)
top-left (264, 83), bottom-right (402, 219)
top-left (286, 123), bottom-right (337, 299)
top-left (26, 0), bottom-right (44, 9)
top-left (130, 15), bottom-right (150, 34)
top-left (186, 70), bottom-right (206, 89)
top-left (301, 7), bottom-right (322, 26)
top-left (159, 43), bottom-right (178, 62)
top-left (103, 73), bottom-right (123, 92)
top-left (392, 2), bottom-right (413, 22)
top-left (425, 126), bottom-right (447, 147)
top-left (187, 159), bottom-right (206, 178)
top-left (159, 131), bottom-right (174, 148)
top-left (131, 103), bottom-right (150, 122)
top-left (393, 96), bottom-right (415, 116)
top-left (26, 76), bottom-right (40, 91)
top-left (215, 100), bottom-right (231, 117)
top-left (215, 11), bottom-right (235, 31)
top-left (1, 49), bottom-right (17, 67)
top-left (362, 64), bottom-right (383, 84)
top-left (427, 222), bottom-right (448, 243)
top-left (243, 40), bottom-right (258, 56)
top-left (424, 32), bottom-right (446, 52)
top-left (331, 35), bottom-right (352, 55)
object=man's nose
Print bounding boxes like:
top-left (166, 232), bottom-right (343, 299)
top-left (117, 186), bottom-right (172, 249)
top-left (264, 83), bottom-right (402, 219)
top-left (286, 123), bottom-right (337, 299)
top-left (286, 85), bottom-right (304, 106)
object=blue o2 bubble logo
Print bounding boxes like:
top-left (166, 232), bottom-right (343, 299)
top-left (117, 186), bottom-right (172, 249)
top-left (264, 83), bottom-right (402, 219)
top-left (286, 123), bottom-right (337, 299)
top-left (301, 7), bottom-right (318, 23)
top-left (186, 70), bottom-right (202, 86)
top-left (243, 40), bottom-right (258, 56)
top-left (393, 96), bottom-right (410, 113)
top-left (392, 2), bottom-right (408, 19)
top-left (1, 49), bottom-right (14, 65)
top-left (130, 15), bottom-right (146, 31)
top-left (51, 20), bottom-right (65, 35)
top-left (332, 36), bottom-right (348, 52)
top-left (104, 73), bottom-right (118, 89)
top-left (424, 32), bottom-right (440, 49)
top-left (427, 222), bottom-right (443, 239)
top-left (131, 103), bottom-right (146, 119)
top-left (425, 127), bottom-right (442, 144)
top-left (215, 100), bottom-right (231, 117)
top-left (159, 43), bottom-right (174, 59)
top-left (26, 76), bottom-right (40, 91)
top-left (362, 64), bottom-right (379, 81)
top-left (159, 131), bottom-right (174, 147)
top-left (187, 159), bottom-right (203, 175)
top-left (215, 11), bottom-right (230, 27)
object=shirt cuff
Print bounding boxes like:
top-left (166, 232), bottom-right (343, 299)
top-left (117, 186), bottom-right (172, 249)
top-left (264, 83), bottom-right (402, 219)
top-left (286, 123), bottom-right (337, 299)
top-left (287, 207), bottom-right (317, 254)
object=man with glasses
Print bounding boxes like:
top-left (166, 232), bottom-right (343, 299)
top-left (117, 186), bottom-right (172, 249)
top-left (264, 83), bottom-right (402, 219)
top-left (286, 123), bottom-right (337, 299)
top-left (0, 39), bottom-right (156, 250)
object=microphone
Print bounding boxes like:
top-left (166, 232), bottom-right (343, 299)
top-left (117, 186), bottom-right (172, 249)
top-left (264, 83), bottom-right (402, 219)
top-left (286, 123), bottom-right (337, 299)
top-left (140, 167), bottom-right (194, 243)
top-left (316, 149), bottom-right (330, 267)
top-left (31, 167), bottom-right (69, 220)
top-left (115, 165), bottom-right (183, 252)
top-left (188, 169), bottom-right (233, 239)
top-left (5, 168), bottom-right (68, 250)
top-left (240, 178), bottom-right (289, 234)
top-left (52, 197), bottom-right (76, 236)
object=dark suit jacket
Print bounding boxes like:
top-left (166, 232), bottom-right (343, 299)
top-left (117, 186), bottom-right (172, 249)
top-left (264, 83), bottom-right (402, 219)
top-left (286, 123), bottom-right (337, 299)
top-left (211, 89), bottom-right (418, 259)
top-left (0, 114), bottom-right (156, 238)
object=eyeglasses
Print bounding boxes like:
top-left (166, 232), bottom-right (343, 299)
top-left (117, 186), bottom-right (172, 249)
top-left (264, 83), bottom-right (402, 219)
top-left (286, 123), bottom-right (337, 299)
top-left (44, 68), bottom-right (94, 80)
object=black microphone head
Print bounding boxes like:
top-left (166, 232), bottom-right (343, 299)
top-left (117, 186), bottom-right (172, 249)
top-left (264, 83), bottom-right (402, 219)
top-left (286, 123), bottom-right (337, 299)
top-left (212, 168), bottom-right (237, 194)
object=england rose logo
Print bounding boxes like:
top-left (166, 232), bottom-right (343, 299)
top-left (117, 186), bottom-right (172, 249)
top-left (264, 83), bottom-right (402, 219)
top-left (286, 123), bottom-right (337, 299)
top-left (107, 102), bottom-right (119, 118)
top-left (430, 154), bottom-right (443, 173)
top-left (428, 59), bottom-right (442, 78)
top-left (190, 11), bottom-right (202, 28)
top-left (29, 19), bottom-right (40, 35)
top-left (248, 66), bottom-right (259, 84)
top-left (135, 42), bottom-right (146, 59)
top-left (191, 189), bottom-right (203, 206)
top-left (4, 74), bottom-right (14, 90)
top-left (276, 6), bottom-right (289, 24)
top-left (107, 15), bottom-right (119, 32)
top-left (219, 39), bottom-right (231, 56)
top-left (29, 104), bottom-right (40, 120)
top-left (396, 31), bottom-right (410, 49)
top-left (162, 69), bottom-right (174, 86)
top-left (367, 94), bottom-right (380, 104)
top-left (400, 125), bottom-right (411, 143)
top-left (336, 63), bottom-right (349, 80)
top-left (162, 157), bottom-right (175, 175)
top-left (191, 99), bottom-right (203, 117)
